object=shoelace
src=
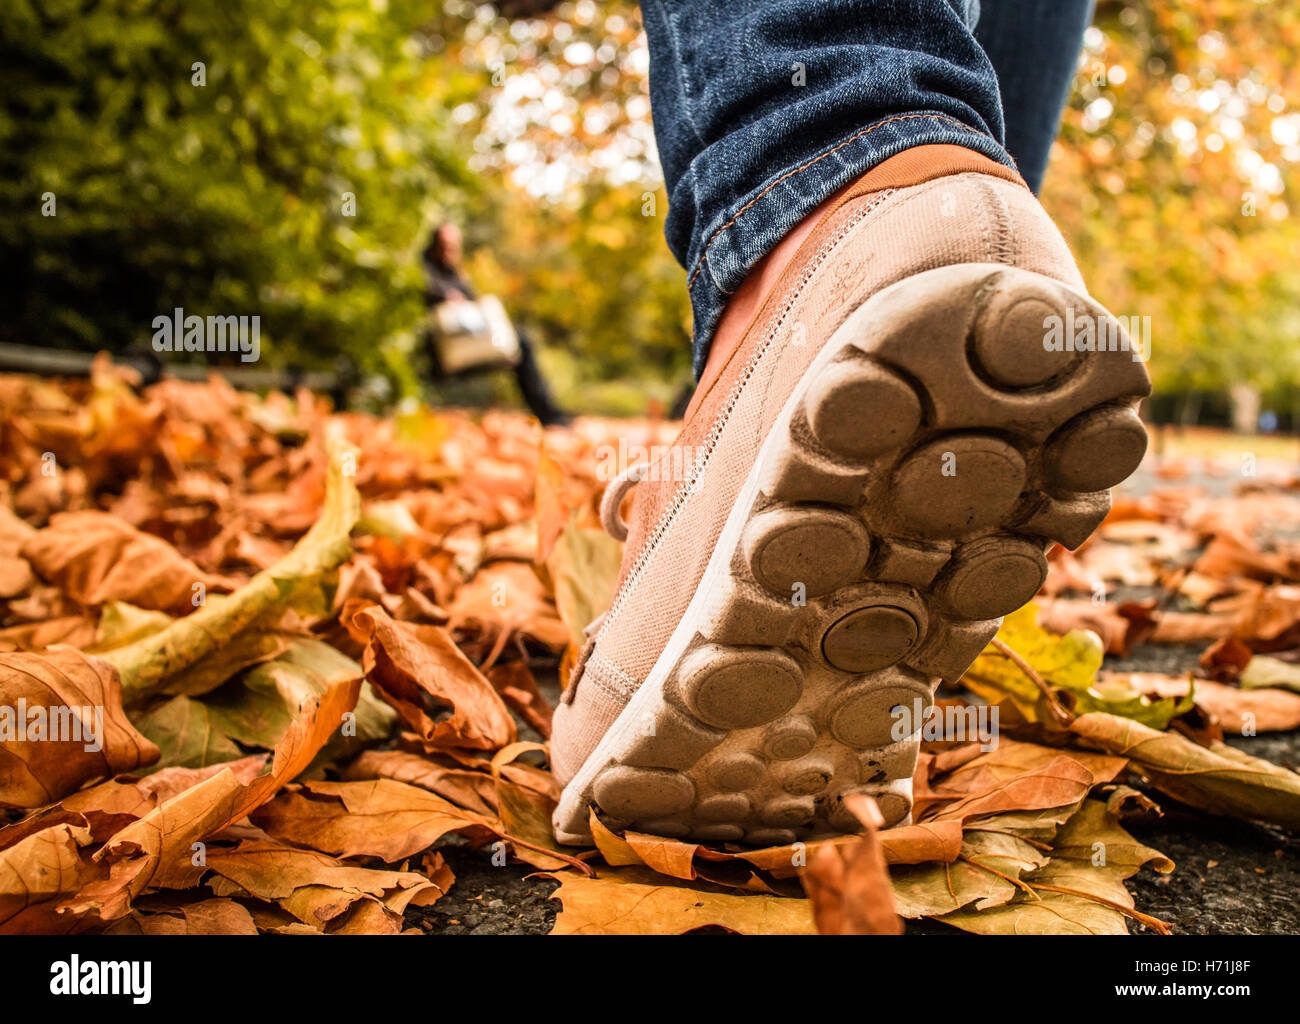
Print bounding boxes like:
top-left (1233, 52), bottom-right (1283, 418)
top-left (598, 460), bottom-right (648, 542)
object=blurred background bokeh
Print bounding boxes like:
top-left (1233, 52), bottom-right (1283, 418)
top-left (2, 0), bottom-right (1298, 425)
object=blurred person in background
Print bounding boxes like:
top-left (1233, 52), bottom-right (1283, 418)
top-left (422, 222), bottom-right (570, 426)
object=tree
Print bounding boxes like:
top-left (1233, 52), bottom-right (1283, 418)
top-left (0, 0), bottom-right (472, 385)
top-left (1045, 0), bottom-right (1300, 400)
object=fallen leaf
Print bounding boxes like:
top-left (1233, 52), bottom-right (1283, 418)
top-left (1037, 598), bottom-right (1135, 655)
top-left (963, 604), bottom-right (1192, 728)
top-left (21, 511), bottom-right (233, 614)
top-left (928, 755), bottom-right (1103, 824)
top-left (543, 521), bottom-right (623, 653)
top-left (801, 795), bottom-right (903, 935)
top-left (1115, 670), bottom-right (1300, 733)
top-left (0, 822), bottom-right (101, 934)
top-left (63, 674), bottom-right (361, 923)
top-left (1240, 654), bottom-right (1300, 694)
top-left (0, 647), bottom-right (158, 808)
top-left (447, 561), bottom-right (570, 663)
top-left (489, 742), bottom-right (574, 870)
top-left (1199, 636), bottom-right (1254, 680)
top-left (104, 897), bottom-right (259, 935)
top-left (1193, 531), bottom-right (1300, 584)
top-left (251, 778), bottom-right (497, 862)
top-left (134, 695), bottom-right (245, 770)
top-left (103, 432), bottom-right (361, 704)
top-left (548, 866), bottom-right (816, 935)
top-left (1070, 712), bottom-right (1300, 831)
top-left (346, 603), bottom-right (516, 753)
top-left (341, 749), bottom-right (498, 816)
top-left (202, 838), bottom-right (436, 927)
top-left (486, 660), bottom-right (554, 738)
top-left (204, 639), bottom-right (394, 765)
top-left (938, 799), bottom-right (1171, 935)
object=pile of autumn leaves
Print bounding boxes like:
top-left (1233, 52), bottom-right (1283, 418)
top-left (1, 363), bottom-right (1299, 935)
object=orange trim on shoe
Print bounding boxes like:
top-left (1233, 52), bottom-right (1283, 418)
top-left (687, 145), bottom-right (1027, 421)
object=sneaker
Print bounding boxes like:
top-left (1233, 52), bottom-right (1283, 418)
top-left (550, 145), bottom-right (1151, 846)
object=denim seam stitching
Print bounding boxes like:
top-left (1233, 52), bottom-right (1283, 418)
top-left (686, 111), bottom-right (988, 290)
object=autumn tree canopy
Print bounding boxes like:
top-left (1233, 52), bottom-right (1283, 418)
top-left (2, 0), bottom-right (1297, 413)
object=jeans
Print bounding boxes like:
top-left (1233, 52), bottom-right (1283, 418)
top-left (638, 0), bottom-right (1095, 374)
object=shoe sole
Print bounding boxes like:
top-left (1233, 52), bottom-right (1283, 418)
top-left (553, 262), bottom-right (1151, 846)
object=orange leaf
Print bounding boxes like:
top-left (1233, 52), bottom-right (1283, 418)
top-left (0, 647), bottom-right (158, 809)
top-left (347, 603), bottom-right (516, 753)
top-left (21, 512), bottom-right (232, 613)
top-left (801, 795), bottom-right (903, 935)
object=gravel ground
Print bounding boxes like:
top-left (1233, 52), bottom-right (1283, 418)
top-left (405, 844), bottom-right (561, 936)
top-left (1098, 641), bottom-right (1299, 935)
top-left (1125, 806), bottom-right (1300, 935)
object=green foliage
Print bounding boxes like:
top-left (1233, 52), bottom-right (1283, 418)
top-left (466, 181), bottom-right (691, 391)
top-left (1046, 1), bottom-right (1300, 395)
top-left (2, 0), bottom-right (1297, 413)
top-left (430, 0), bottom-right (695, 404)
top-left (0, 0), bottom-right (470, 378)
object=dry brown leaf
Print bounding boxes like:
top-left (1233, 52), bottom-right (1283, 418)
top-left (104, 897), bottom-right (259, 935)
top-left (0, 646), bottom-right (158, 808)
top-left (1070, 711), bottom-right (1300, 830)
top-left (1200, 636), bottom-right (1255, 680)
top-left (251, 778), bottom-right (498, 862)
top-left (548, 866), bottom-right (816, 935)
top-left (879, 819), bottom-right (965, 866)
top-left (0, 506), bottom-right (35, 600)
top-left (1150, 609), bottom-right (1243, 645)
top-left (341, 749), bottom-right (498, 816)
top-left (0, 755), bottom-right (271, 849)
top-left (917, 741), bottom-right (1125, 825)
top-left (801, 795), bottom-right (903, 935)
top-left (489, 742), bottom-right (576, 870)
top-left (587, 809), bottom-right (963, 891)
top-left (1193, 531), bottom-right (1300, 584)
top-left (327, 897), bottom-right (405, 934)
top-left (930, 740), bottom-right (1128, 797)
top-left (0, 822), bottom-right (102, 934)
top-left (63, 675), bottom-right (361, 924)
top-left (1228, 585), bottom-right (1300, 648)
top-left (486, 660), bottom-right (554, 738)
top-left (202, 838), bottom-right (436, 928)
top-left (926, 757), bottom-right (1098, 823)
top-left (447, 561), bottom-right (570, 661)
top-left (346, 603), bottom-right (516, 753)
top-left (21, 511), bottom-right (233, 613)
top-left (414, 851), bottom-right (456, 908)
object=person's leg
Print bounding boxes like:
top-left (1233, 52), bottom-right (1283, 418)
top-left (640, 0), bottom-right (1007, 375)
top-left (511, 327), bottom-right (570, 426)
top-left (975, 0), bottom-right (1095, 194)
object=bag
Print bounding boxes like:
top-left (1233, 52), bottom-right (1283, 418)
top-left (429, 295), bottom-right (521, 375)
